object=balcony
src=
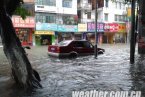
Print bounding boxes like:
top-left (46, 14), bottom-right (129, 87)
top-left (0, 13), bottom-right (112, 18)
top-left (78, 3), bottom-right (92, 11)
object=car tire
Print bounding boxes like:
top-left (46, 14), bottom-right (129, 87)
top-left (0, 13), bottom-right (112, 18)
top-left (98, 50), bottom-right (104, 54)
top-left (69, 52), bottom-right (78, 59)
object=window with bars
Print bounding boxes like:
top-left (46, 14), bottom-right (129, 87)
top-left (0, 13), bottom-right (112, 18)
top-left (62, 15), bottom-right (76, 25)
top-left (114, 15), bottom-right (126, 22)
top-left (62, 0), bottom-right (72, 8)
top-left (36, 0), bottom-right (56, 6)
top-left (87, 12), bottom-right (91, 19)
top-left (104, 13), bottom-right (108, 21)
top-left (105, 0), bottom-right (109, 8)
top-left (35, 13), bottom-right (56, 23)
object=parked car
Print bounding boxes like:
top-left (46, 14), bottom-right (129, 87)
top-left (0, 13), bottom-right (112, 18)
top-left (48, 40), bottom-right (105, 58)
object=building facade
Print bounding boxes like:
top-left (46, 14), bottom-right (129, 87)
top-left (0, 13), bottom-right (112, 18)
top-left (78, 0), bottom-right (127, 44)
top-left (35, 0), bottom-right (78, 45)
top-left (11, 0), bottom-right (35, 46)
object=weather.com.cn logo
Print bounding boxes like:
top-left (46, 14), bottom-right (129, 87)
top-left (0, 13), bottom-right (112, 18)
top-left (72, 90), bottom-right (141, 97)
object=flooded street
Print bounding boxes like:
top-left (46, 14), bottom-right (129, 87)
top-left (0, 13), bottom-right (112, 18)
top-left (0, 44), bottom-right (145, 97)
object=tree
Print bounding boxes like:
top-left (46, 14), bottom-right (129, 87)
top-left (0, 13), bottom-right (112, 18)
top-left (0, 0), bottom-right (42, 88)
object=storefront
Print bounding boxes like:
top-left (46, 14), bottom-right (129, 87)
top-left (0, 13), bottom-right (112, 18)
top-left (55, 25), bottom-right (78, 43)
top-left (86, 22), bottom-right (104, 45)
top-left (104, 23), bottom-right (127, 44)
top-left (15, 28), bottom-right (33, 45)
top-left (35, 31), bottom-right (55, 45)
top-left (12, 16), bottom-right (35, 46)
top-left (77, 24), bottom-right (88, 40)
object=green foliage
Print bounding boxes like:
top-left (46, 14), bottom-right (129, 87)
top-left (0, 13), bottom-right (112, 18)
top-left (14, 6), bottom-right (30, 19)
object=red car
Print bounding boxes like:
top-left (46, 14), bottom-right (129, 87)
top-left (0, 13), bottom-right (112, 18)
top-left (48, 40), bottom-right (105, 58)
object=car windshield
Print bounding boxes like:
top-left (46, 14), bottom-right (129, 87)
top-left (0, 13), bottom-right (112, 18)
top-left (58, 40), bottom-right (72, 46)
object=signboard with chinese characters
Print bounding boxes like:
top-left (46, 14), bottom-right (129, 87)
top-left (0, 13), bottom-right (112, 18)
top-left (109, 23), bottom-right (118, 32)
top-left (87, 22), bottom-right (104, 32)
top-left (36, 23), bottom-right (77, 32)
top-left (104, 23), bottom-right (118, 32)
top-left (78, 24), bottom-right (87, 32)
top-left (35, 31), bottom-right (54, 35)
top-left (36, 23), bottom-right (57, 31)
top-left (104, 23), bottom-right (126, 32)
top-left (57, 25), bottom-right (78, 32)
top-left (118, 23), bottom-right (126, 33)
top-left (12, 16), bottom-right (35, 28)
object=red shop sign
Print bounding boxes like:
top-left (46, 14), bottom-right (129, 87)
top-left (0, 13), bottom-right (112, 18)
top-left (12, 16), bottom-right (35, 28)
top-left (109, 23), bottom-right (118, 32)
top-left (104, 23), bottom-right (118, 32)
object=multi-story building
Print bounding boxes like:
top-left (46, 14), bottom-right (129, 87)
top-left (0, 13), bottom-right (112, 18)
top-left (78, 0), bottom-right (127, 44)
top-left (11, 0), bottom-right (35, 46)
top-left (0, 0), bottom-right (35, 47)
top-left (35, 0), bottom-right (77, 45)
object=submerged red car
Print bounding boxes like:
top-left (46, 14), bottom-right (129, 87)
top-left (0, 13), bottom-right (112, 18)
top-left (48, 40), bottom-right (105, 58)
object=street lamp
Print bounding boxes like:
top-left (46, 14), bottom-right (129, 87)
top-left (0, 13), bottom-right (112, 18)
top-left (94, 0), bottom-right (98, 58)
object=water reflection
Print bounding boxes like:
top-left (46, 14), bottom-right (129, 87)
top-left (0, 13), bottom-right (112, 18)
top-left (130, 54), bottom-right (145, 96)
top-left (0, 45), bottom-right (145, 97)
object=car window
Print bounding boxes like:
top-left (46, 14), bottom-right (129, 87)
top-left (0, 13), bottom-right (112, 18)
top-left (73, 41), bottom-right (93, 48)
top-left (58, 40), bottom-right (72, 46)
top-left (73, 41), bottom-right (84, 47)
top-left (83, 41), bottom-right (93, 48)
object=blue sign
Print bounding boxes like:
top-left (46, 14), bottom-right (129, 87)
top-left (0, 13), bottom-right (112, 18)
top-left (36, 23), bottom-right (78, 32)
top-left (36, 23), bottom-right (57, 31)
top-left (57, 25), bottom-right (78, 32)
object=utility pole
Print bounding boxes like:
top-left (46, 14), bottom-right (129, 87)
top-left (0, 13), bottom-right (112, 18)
top-left (130, 0), bottom-right (136, 64)
top-left (94, 0), bottom-right (98, 58)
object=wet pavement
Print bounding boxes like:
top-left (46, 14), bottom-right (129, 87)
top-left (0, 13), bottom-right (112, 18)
top-left (0, 44), bottom-right (145, 97)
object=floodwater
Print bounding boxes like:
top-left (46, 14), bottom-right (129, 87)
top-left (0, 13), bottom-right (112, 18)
top-left (0, 44), bottom-right (145, 97)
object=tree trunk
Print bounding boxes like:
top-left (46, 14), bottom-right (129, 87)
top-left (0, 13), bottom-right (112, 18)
top-left (0, 6), bottom-right (42, 88)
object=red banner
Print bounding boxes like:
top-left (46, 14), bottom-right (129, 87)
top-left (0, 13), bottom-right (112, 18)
top-left (104, 23), bottom-right (126, 32)
top-left (12, 16), bottom-right (35, 28)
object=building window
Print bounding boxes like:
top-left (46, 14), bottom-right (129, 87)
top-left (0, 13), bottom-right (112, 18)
top-left (77, 0), bottom-right (81, 3)
top-left (36, 0), bottom-right (56, 6)
top-left (36, 13), bottom-right (56, 23)
top-left (46, 0), bottom-right (56, 6)
top-left (115, 2), bottom-right (117, 8)
top-left (104, 13), bottom-right (108, 21)
top-left (88, 0), bottom-right (91, 3)
top-left (119, 2), bottom-right (121, 9)
top-left (36, 0), bottom-right (43, 5)
top-left (105, 0), bottom-right (109, 8)
top-left (114, 14), bottom-right (126, 22)
top-left (62, 16), bottom-right (77, 25)
top-left (62, 0), bottom-right (72, 8)
top-left (87, 12), bottom-right (91, 19)
top-left (115, 15), bottom-right (117, 21)
top-left (122, 3), bottom-right (125, 9)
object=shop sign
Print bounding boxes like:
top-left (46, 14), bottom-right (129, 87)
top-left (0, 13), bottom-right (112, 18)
top-left (36, 23), bottom-right (57, 31)
top-left (104, 23), bottom-right (110, 32)
top-left (12, 16), bottom-right (35, 28)
top-left (57, 25), bottom-right (78, 32)
top-left (104, 23), bottom-right (118, 32)
top-left (35, 31), bottom-right (54, 35)
top-left (109, 23), bottom-right (118, 32)
top-left (87, 22), bottom-right (104, 32)
top-left (127, 8), bottom-right (131, 17)
top-left (118, 23), bottom-right (126, 33)
top-left (78, 24), bottom-right (87, 32)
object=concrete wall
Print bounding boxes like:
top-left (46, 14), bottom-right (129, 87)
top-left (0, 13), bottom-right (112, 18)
top-left (35, 0), bottom-right (77, 15)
